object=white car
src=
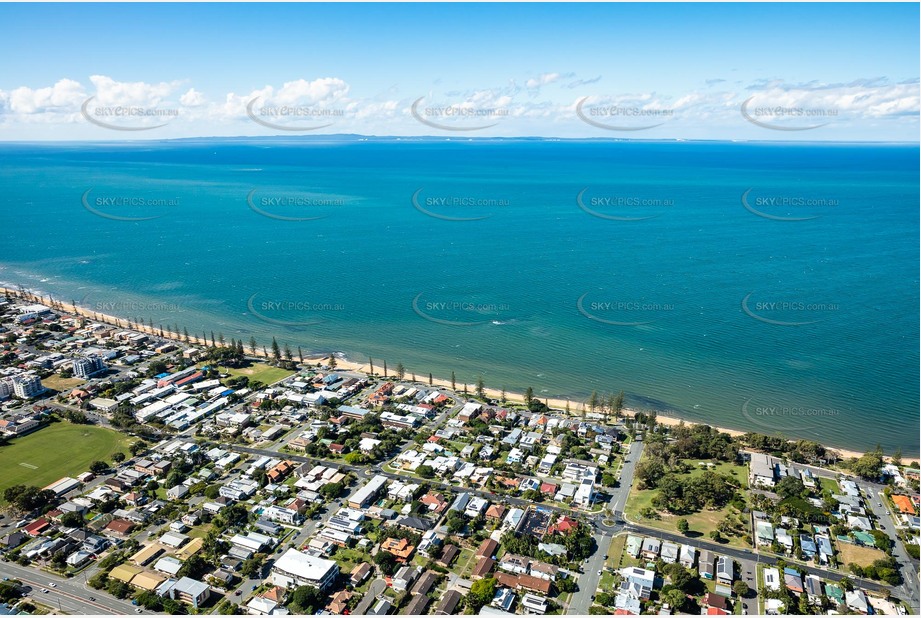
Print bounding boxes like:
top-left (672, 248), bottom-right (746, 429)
top-left (48, 583), bottom-right (56, 588)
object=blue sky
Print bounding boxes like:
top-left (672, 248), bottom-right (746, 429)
top-left (1, 2), bottom-right (918, 140)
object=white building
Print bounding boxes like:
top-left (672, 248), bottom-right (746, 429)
top-left (270, 549), bottom-right (339, 590)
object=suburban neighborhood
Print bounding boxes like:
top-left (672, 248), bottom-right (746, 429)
top-left (0, 290), bottom-right (918, 616)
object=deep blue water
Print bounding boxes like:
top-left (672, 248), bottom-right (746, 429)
top-left (0, 138), bottom-right (917, 453)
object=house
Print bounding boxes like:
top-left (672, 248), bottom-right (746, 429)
top-left (498, 553), bottom-right (529, 575)
top-left (381, 537), bottom-right (415, 562)
top-left (762, 566), bottom-right (780, 591)
top-left (437, 544), bottom-right (459, 567)
top-left (104, 519), bottom-right (135, 537)
top-left (618, 567), bottom-right (654, 600)
top-left (392, 565), bottom-right (420, 591)
top-left (783, 567), bottom-right (803, 593)
top-left (625, 535), bottom-right (643, 558)
top-left (520, 593), bottom-right (548, 615)
top-left (845, 589), bottom-right (869, 614)
top-left (659, 541), bottom-right (679, 564)
top-left (436, 590), bottom-right (463, 615)
top-left (478, 538), bottom-right (499, 558)
top-left (703, 593), bottom-right (729, 613)
top-left (492, 587), bottom-right (516, 612)
top-left (804, 574), bottom-right (823, 605)
top-left (350, 475), bottom-right (387, 509)
top-left (159, 577), bottom-right (211, 609)
top-left (749, 452), bottom-right (778, 487)
top-left (420, 492), bottom-right (449, 514)
top-left (493, 572), bottom-right (551, 595)
top-left (411, 571), bottom-right (438, 596)
top-left (403, 594), bottom-right (430, 616)
top-left (547, 515), bottom-right (577, 536)
top-left (678, 544), bottom-right (695, 568)
top-left (715, 556), bottom-right (733, 584)
top-left (396, 516), bottom-right (431, 533)
top-left (350, 562), bottom-right (372, 585)
top-left (799, 534), bottom-right (818, 558)
top-left (640, 537), bottom-right (661, 560)
top-left (472, 557), bottom-right (495, 579)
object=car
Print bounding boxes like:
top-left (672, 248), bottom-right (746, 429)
top-left (598, 570), bottom-right (602, 575)
top-left (135, 609), bottom-right (142, 614)
top-left (48, 583), bottom-right (56, 588)
top-left (41, 589), bottom-right (49, 594)
top-left (89, 597), bottom-right (95, 601)
top-left (251, 585), bottom-right (257, 591)
top-left (235, 590), bottom-right (242, 596)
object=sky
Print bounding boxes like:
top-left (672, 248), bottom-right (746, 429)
top-left (0, 2), bottom-right (918, 141)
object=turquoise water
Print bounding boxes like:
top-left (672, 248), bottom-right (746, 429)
top-left (0, 138), bottom-right (917, 453)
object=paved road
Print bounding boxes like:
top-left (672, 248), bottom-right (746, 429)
top-left (858, 480), bottom-right (920, 612)
top-left (0, 560), bottom-right (140, 615)
top-left (352, 578), bottom-right (386, 615)
top-left (569, 532), bottom-right (613, 615)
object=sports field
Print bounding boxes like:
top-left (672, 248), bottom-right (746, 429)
top-left (0, 423), bottom-right (132, 500)
top-left (213, 362), bottom-right (293, 385)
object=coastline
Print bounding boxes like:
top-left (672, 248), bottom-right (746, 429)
top-left (0, 285), bottom-right (906, 463)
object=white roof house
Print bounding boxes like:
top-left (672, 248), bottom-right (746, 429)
top-left (270, 549), bottom-right (339, 590)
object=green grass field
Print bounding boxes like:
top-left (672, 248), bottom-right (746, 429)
top-left (0, 423), bottom-right (133, 501)
top-left (40, 375), bottom-right (86, 392)
top-left (625, 459), bottom-right (751, 549)
top-left (210, 362), bottom-right (293, 386)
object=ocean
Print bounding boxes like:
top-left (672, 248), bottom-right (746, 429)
top-left (0, 138), bottom-right (917, 454)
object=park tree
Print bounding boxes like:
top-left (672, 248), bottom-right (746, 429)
top-left (89, 460), bottom-right (109, 474)
top-left (467, 577), bottom-right (497, 610)
top-left (112, 452), bottom-right (126, 464)
top-left (851, 446), bottom-right (884, 480)
top-left (290, 586), bottom-right (325, 614)
top-left (676, 518), bottom-right (690, 534)
top-left (3, 485), bottom-right (56, 512)
top-left (775, 476), bottom-right (807, 500)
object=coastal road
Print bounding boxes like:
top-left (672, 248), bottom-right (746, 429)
top-left (568, 531), bottom-right (613, 615)
top-left (0, 560), bottom-right (140, 615)
top-left (609, 438), bottom-right (645, 519)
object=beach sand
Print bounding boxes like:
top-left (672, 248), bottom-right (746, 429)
top-left (1, 286), bottom-right (901, 463)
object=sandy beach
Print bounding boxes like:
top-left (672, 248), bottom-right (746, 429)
top-left (1, 286), bottom-right (901, 463)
